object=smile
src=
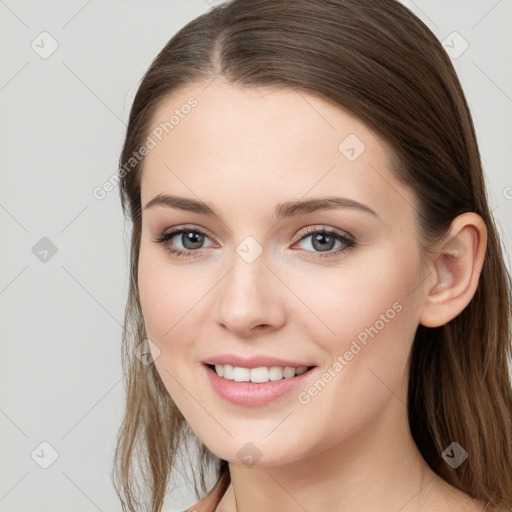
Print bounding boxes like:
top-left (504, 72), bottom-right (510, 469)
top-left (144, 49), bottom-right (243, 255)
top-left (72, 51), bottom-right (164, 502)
top-left (203, 363), bottom-right (317, 407)
top-left (210, 364), bottom-right (313, 383)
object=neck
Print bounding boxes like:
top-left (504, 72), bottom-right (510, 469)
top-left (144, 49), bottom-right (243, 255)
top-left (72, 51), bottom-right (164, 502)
top-left (216, 394), bottom-right (448, 512)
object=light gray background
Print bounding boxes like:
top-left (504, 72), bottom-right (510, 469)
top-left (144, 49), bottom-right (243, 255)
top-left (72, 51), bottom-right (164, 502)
top-left (1, 1), bottom-right (511, 511)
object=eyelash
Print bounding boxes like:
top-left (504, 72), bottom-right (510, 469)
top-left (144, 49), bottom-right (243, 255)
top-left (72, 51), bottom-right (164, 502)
top-left (152, 225), bottom-right (356, 260)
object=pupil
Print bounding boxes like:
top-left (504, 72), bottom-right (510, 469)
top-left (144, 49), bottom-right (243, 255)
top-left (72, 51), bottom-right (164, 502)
top-left (184, 232), bottom-right (204, 249)
top-left (313, 233), bottom-right (334, 252)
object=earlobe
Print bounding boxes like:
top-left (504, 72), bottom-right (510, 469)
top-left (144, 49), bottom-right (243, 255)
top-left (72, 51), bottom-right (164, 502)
top-left (419, 213), bottom-right (487, 328)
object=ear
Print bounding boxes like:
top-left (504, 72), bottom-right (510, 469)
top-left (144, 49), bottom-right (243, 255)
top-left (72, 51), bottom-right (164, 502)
top-left (418, 212), bottom-right (487, 328)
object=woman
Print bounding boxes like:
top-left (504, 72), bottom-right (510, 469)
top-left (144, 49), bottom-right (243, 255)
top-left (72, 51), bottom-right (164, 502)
top-left (111, 1), bottom-right (512, 511)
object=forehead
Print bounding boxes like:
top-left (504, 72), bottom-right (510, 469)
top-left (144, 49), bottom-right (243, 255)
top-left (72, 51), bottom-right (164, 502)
top-left (140, 79), bottom-right (416, 223)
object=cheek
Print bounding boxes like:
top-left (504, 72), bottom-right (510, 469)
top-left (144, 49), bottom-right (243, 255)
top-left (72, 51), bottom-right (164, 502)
top-left (137, 243), bottom-right (222, 384)
top-left (299, 251), bottom-right (416, 328)
top-left (293, 248), bottom-right (421, 386)
top-left (284, 255), bottom-right (421, 448)
top-left (137, 247), bottom-right (203, 410)
top-left (137, 248), bottom-right (167, 340)
top-left (137, 245), bottom-right (196, 347)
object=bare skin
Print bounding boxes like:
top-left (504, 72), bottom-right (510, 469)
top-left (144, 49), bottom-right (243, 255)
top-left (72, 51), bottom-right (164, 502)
top-left (138, 78), bottom-right (488, 512)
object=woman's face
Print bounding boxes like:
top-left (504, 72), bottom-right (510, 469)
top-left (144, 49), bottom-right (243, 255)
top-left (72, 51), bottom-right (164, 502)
top-left (138, 79), bottom-right (428, 466)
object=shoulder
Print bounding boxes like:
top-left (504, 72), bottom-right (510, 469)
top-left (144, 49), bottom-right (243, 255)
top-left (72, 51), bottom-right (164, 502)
top-left (181, 500), bottom-right (206, 512)
top-left (424, 475), bottom-right (502, 512)
top-left (181, 497), bottom-right (208, 512)
top-left (182, 487), bottom-right (224, 512)
top-left (182, 473), bottom-right (230, 512)
top-left (483, 505), bottom-right (512, 512)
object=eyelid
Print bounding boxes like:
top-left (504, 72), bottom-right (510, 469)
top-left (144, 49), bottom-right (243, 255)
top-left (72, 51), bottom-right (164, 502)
top-left (153, 224), bottom-right (356, 259)
top-left (294, 225), bottom-right (355, 243)
top-left (153, 224), bottom-right (218, 244)
top-left (153, 224), bottom-right (353, 245)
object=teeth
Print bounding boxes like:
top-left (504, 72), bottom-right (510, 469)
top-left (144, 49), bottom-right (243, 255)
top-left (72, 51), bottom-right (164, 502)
top-left (213, 364), bottom-right (310, 383)
top-left (233, 366), bottom-right (250, 382)
top-left (269, 366), bottom-right (284, 381)
top-left (251, 366), bottom-right (270, 383)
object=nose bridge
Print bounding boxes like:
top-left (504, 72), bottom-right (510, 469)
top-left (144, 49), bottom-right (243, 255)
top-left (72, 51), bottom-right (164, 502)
top-left (215, 241), bottom-right (285, 334)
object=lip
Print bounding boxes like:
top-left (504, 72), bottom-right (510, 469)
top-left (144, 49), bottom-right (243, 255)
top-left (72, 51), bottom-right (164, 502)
top-left (202, 363), bottom-right (318, 407)
top-left (201, 354), bottom-right (316, 369)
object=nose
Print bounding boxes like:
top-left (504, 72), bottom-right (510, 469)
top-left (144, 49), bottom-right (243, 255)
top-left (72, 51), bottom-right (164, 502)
top-left (215, 250), bottom-right (287, 337)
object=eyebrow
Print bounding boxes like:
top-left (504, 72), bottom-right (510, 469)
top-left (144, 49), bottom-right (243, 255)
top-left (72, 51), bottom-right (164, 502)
top-left (143, 194), bottom-right (378, 220)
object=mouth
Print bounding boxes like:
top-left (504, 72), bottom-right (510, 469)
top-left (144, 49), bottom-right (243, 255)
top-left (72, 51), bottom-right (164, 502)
top-left (202, 363), bottom-right (318, 407)
top-left (204, 363), bottom-right (317, 383)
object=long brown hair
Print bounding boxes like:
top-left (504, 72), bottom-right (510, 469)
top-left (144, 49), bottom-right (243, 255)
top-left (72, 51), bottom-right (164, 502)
top-left (112, 1), bottom-right (512, 510)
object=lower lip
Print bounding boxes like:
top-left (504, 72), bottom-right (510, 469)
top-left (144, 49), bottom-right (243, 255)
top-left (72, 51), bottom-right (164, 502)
top-left (202, 364), bottom-right (317, 407)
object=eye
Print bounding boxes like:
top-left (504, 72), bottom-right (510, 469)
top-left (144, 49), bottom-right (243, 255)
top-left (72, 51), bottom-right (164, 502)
top-left (152, 226), bottom-right (216, 258)
top-left (293, 227), bottom-right (355, 259)
top-left (153, 225), bottom-right (356, 260)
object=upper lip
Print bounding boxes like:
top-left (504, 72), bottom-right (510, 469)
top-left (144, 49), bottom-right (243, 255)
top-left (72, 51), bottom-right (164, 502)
top-left (202, 354), bottom-right (316, 369)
